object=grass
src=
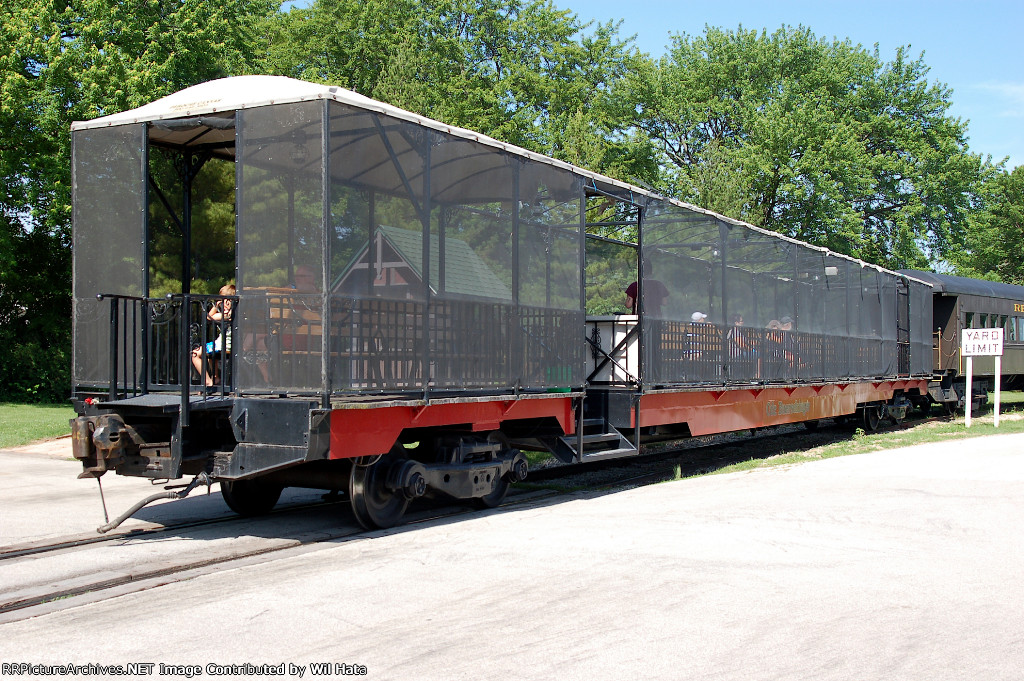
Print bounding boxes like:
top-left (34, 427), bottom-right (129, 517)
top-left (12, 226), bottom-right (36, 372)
top-left (710, 392), bottom-right (1024, 477)
top-left (0, 403), bottom-right (77, 449)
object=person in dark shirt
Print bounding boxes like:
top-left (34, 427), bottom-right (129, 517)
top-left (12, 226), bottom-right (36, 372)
top-left (624, 261), bottom-right (669, 316)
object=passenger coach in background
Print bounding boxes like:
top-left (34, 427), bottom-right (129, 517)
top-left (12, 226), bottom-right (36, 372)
top-left (900, 270), bottom-right (1024, 412)
top-left (69, 76), bottom-right (934, 530)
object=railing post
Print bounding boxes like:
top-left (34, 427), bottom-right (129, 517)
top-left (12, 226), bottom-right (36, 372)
top-left (108, 296), bottom-right (119, 400)
top-left (180, 295), bottom-right (190, 427)
top-left (141, 299), bottom-right (150, 395)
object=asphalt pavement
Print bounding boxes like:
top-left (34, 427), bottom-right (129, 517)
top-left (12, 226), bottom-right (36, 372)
top-left (1, 433), bottom-right (1022, 680)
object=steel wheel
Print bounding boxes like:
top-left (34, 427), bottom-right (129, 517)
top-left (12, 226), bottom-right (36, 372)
top-left (349, 449), bottom-right (408, 530)
top-left (472, 476), bottom-right (510, 510)
top-left (220, 478), bottom-right (283, 516)
top-left (863, 406), bottom-right (881, 432)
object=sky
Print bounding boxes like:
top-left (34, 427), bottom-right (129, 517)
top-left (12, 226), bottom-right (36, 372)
top-left (565, 0), bottom-right (1024, 168)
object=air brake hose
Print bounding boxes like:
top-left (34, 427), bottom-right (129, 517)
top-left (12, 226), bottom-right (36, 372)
top-left (96, 473), bottom-right (211, 534)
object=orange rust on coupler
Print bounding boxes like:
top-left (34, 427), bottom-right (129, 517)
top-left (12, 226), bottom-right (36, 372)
top-left (70, 414), bottom-right (139, 478)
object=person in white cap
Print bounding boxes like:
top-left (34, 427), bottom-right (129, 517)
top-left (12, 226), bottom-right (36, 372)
top-left (685, 311), bottom-right (710, 361)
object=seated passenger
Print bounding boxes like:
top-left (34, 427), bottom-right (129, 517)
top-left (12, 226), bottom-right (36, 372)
top-left (191, 284), bottom-right (235, 387)
top-left (686, 311), bottom-right (709, 358)
top-left (728, 313), bottom-right (756, 359)
top-left (771, 316), bottom-right (798, 368)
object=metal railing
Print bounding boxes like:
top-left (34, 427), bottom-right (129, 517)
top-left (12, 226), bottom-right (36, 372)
top-left (99, 293), bottom-right (238, 407)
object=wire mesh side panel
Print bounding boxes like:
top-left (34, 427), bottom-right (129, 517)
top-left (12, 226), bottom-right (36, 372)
top-left (329, 298), bottom-right (425, 390)
top-left (428, 131), bottom-right (515, 390)
top-left (325, 103), bottom-right (582, 393)
top-left (72, 124), bottom-right (147, 388)
top-left (237, 101), bottom-right (325, 393)
top-left (638, 197), bottom-right (910, 386)
top-left (518, 162), bottom-right (583, 390)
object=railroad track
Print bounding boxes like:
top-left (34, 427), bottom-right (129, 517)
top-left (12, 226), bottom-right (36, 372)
top-left (0, 411), bottom-right (949, 623)
top-left (0, 487), bottom-right (564, 623)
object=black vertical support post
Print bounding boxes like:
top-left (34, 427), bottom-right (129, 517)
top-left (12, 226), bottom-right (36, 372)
top-left (636, 203), bottom-right (645, 388)
top-left (141, 128), bottom-right (150, 395)
top-left (321, 100), bottom-right (332, 407)
top-left (287, 180), bottom-right (295, 284)
top-left (719, 221), bottom-right (729, 379)
top-left (182, 159), bottom-right (192, 297)
top-left (180, 295), bottom-right (190, 426)
top-left (511, 164), bottom-right (521, 394)
top-left (121, 301), bottom-right (128, 397)
top-left (792, 245), bottom-right (799, 378)
top-left (577, 186), bottom-right (586, 462)
top-left (108, 297), bottom-right (118, 400)
top-left (142, 298), bottom-right (150, 393)
top-left (438, 208), bottom-right (446, 298)
top-left (367, 191), bottom-right (375, 293)
top-left (634, 202), bottom-right (645, 454)
top-left (179, 149), bottom-right (198, 425)
top-left (420, 134), bottom-right (432, 400)
top-left (545, 226), bottom-right (552, 309)
top-left (131, 302), bottom-right (138, 396)
top-left (234, 111), bottom-right (244, 390)
top-left (844, 261), bottom-right (851, 373)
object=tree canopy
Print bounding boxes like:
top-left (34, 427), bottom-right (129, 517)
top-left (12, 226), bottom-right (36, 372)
top-left (630, 25), bottom-right (987, 269)
top-left (261, 0), bottom-right (654, 180)
top-left (954, 165), bottom-right (1024, 283)
top-left (0, 0), bottom-right (276, 400)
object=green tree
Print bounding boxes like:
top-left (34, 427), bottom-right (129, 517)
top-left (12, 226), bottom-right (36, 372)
top-left (630, 25), bottom-right (985, 268)
top-left (261, 0), bottom-right (655, 185)
top-left (0, 0), bottom-right (275, 401)
top-left (954, 165), bottom-right (1024, 283)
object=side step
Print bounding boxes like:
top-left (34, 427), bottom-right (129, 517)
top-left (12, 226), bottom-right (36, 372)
top-left (928, 384), bottom-right (962, 408)
top-left (541, 419), bottom-right (638, 464)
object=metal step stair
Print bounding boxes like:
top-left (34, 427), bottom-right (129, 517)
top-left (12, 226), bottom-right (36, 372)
top-left (541, 419), bottom-right (638, 463)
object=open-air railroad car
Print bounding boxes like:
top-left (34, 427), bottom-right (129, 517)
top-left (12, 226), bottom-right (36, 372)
top-left (69, 76), bottom-right (935, 529)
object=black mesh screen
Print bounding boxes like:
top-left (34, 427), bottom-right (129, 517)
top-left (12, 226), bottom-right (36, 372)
top-left (324, 102), bottom-right (582, 393)
top-left (237, 101), bottom-right (325, 392)
top-left (629, 198), bottom-right (913, 385)
top-left (72, 125), bottom-right (147, 387)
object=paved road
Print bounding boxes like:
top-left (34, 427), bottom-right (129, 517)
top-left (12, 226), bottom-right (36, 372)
top-left (1, 435), bottom-right (1022, 680)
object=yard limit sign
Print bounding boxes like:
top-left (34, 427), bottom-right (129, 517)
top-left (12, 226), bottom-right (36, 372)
top-left (961, 328), bottom-right (1003, 428)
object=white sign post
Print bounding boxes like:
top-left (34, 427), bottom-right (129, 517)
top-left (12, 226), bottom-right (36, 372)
top-left (961, 328), bottom-right (1004, 428)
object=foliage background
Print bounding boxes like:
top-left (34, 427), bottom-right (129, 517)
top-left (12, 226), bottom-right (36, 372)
top-left (0, 0), bottom-right (1016, 402)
